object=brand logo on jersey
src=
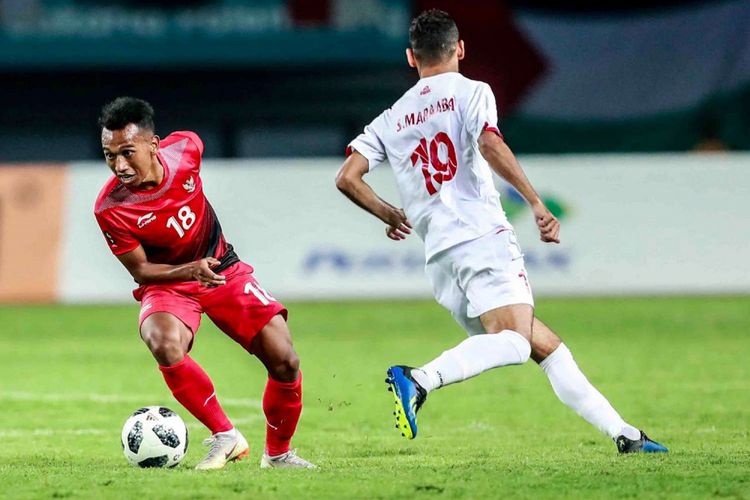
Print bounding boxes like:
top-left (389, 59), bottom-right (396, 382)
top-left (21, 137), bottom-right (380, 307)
top-left (103, 231), bottom-right (116, 246)
top-left (137, 212), bottom-right (157, 228)
top-left (420, 85), bottom-right (431, 95)
top-left (183, 176), bottom-right (196, 193)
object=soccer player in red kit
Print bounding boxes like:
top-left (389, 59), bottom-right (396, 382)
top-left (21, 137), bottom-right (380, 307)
top-left (94, 97), bottom-right (315, 470)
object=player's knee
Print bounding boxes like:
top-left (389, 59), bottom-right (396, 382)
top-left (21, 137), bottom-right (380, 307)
top-left (142, 327), bottom-right (186, 366)
top-left (268, 350), bottom-right (300, 383)
top-left (516, 336), bottom-right (532, 364)
top-left (501, 330), bottom-right (531, 364)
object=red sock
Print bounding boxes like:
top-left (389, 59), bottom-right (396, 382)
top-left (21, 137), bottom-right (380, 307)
top-left (263, 371), bottom-right (303, 456)
top-left (159, 355), bottom-right (233, 434)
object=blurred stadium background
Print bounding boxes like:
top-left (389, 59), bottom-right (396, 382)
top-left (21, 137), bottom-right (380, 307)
top-left (1, 0), bottom-right (748, 303)
top-left (1, 0), bottom-right (749, 498)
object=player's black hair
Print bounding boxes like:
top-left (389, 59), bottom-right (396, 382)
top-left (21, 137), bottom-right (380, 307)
top-left (409, 9), bottom-right (459, 64)
top-left (98, 96), bottom-right (155, 132)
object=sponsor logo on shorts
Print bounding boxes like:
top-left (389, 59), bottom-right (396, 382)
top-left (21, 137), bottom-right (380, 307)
top-left (518, 271), bottom-right (531, 292)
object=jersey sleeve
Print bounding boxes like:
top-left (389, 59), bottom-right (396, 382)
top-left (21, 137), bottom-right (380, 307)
top-left (465, 83), bottom-right (502, 142)
top-left (94, 210), bottom-right (140, 256)
top-left (346, 112), bottom-right (387, 171)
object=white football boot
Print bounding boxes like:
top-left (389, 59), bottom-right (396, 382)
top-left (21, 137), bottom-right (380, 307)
top-left (260, 449), bottom-right (316, 469)
top-left (194, 429), bottom-right (249, 470)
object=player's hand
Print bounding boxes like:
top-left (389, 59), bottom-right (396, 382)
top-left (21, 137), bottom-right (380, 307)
top-left (191, 258), bottom-right (226, 287)
top-left (532, 203), bottom-right (560, 244)
top-left (385, 208), bottom-right (412, 241)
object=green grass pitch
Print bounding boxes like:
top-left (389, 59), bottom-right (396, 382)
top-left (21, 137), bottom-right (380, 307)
top-left (0, 297), bottom-right (748, 499)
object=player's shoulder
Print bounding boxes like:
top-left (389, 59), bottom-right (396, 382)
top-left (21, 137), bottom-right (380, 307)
top-left (160, 130), bottom-right (204, 156)
top-left (395, 73), bottom-right (487, 106)
top-left (94, 175), bottom-right (128, 215)
top-left (452, 74), bottom-right (491, 99)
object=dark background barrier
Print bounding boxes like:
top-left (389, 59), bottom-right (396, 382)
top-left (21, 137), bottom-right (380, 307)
top-left (1, 0), bottom-right (748, 160)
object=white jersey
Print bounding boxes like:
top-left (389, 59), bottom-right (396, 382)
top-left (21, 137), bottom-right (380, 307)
top-left (348, 72), bottom-right (511, 261)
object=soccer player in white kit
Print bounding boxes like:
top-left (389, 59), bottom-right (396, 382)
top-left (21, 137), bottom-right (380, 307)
top-left (336, 9), bottom-right (667, 454)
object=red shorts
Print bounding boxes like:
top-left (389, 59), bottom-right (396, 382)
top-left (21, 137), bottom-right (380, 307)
top-left (134, 261), bottom-right (287, 352)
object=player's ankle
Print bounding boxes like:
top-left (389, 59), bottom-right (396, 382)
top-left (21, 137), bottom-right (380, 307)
top-left (411, 368), bottom-right (436, 393)
top-left (214, 427), bottom-right (236, 437)
top-left (618, 425), bottom-right (640, 441)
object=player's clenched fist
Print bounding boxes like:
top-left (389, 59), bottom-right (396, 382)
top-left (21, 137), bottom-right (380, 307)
top-left (191, 257), bottom-right (227, 287)
top-left (385, 207), bottom-right (412, 241)
top-left (532, 203), bottom-right (560, 244)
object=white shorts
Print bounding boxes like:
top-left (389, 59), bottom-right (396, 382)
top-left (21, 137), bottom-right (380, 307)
top-left (425, 228), bottom-right (534, 336)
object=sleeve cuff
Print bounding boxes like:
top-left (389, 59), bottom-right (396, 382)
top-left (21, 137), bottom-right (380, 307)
top-left (111, 243), bottom-right (139, 256)
top-left (345, 141), bottom-right (382, 171)
top-left (483, 122), bottom-right (504, 140)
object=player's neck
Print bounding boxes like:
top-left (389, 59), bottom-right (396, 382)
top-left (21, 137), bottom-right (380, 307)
top-left (135, 157), bottom-right (165, 191)
top-left (418, 63), bottom-right (459, 79)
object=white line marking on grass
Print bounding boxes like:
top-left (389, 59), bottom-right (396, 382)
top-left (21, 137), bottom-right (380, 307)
top-left (0, 391), bottom-right (261, 408)
top-left (0, 428), bottom-right (108, 438)
top-left (1, 418), bottom-right (264, 439)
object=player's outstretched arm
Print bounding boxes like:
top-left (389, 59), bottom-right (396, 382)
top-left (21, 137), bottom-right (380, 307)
top-left (116, 245), bottom-right (227, 286)
top-left (478, 131), bottom-right (560, 244)
top-left (335, 151), bottom-right (412, 241)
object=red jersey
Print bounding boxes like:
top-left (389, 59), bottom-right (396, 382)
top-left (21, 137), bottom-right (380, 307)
top-left (94, 131), bottom-right (239, 272)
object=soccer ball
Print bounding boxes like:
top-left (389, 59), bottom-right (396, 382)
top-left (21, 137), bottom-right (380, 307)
top-left (120, 406), bottom-right (188, 468)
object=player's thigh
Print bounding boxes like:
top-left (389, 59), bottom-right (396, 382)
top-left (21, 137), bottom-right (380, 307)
top-left (138, 285), bottom-right (202, 355)
top-left (530, 317), bottom-right (563, 363)
top-left (425, 257), bottom-right (486, 336)
top-left (461, 231), bottom-right (533, 310)
top-left (140, 313), bottom-right (194, 364)
top-left (457, 229), bottom-right (534, 336)
top-left (479, 303), bottom-right (534, 340)
top-left (201, 262), bottom-right (288, 352)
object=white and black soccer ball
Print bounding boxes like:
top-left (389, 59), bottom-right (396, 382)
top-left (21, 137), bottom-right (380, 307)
top-left (120, 406), bottom-right (188, 468)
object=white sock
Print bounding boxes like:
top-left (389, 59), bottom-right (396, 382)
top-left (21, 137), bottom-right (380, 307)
top-left (412, 330), bottom-right (531, 393)
top-left (540, 343), bottom-right (640, 440)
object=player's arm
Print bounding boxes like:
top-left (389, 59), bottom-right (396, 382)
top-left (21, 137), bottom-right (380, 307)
top-left (335, 151), bottom-right (412, 241)
top-left (115, 245), bottom-right (226, 286)
top-left (478, 130), bottom-right (560, 243)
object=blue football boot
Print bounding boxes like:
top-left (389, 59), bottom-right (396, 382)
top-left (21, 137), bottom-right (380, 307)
top-left (616, 430), bottom-right (668, 453)
top-left (385, 366), bottom-right (427, 439)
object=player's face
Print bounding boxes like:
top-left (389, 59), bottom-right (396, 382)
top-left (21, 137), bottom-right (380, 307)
top-left (101, 124), bottom-right (159, 188)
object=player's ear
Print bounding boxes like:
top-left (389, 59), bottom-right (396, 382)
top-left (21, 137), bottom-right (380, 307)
top-left (456, 40), bottom-right (465, 61)
top-left (406, 48), bottom-right (418, 68)
top-left (150, 135), bottom-right (160, 154)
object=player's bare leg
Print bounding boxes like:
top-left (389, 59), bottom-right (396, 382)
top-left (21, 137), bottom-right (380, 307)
top-left (141, 313), bottom-right (249, 469)
top-left (531, 317), bottom-right (667, 453)
top-left (388, 304), bottom-right (533, 439)
top-left (251, 315), bottom-right (315, 469)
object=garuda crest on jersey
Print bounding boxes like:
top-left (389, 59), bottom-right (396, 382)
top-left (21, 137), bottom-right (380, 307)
top-left (183, 176), bottom-right (196, 193)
